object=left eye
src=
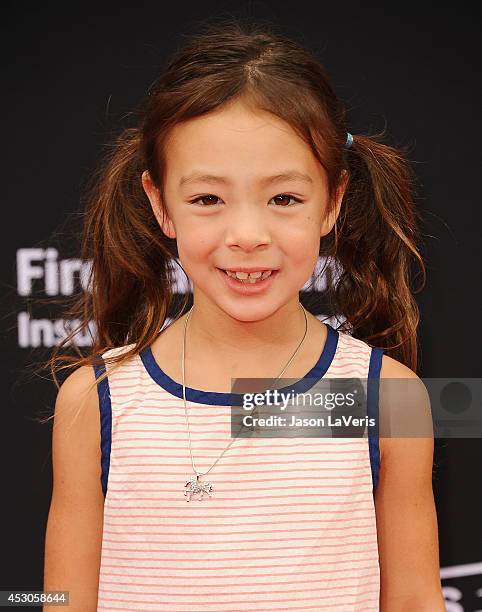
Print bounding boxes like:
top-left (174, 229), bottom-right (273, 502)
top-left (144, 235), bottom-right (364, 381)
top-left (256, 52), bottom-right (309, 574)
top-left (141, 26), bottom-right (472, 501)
top-left (189, 194), bottom-right (302, 207)
top-left (270, 194), bottom-right (302, 207)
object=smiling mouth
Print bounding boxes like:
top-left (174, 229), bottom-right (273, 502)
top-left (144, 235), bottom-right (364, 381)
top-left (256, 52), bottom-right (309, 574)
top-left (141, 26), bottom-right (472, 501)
top-left (218, 268), bottom-right (279, 284)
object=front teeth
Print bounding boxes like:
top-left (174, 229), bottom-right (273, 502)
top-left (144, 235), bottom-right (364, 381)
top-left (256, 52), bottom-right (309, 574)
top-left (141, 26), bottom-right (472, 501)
top-left (225, 270), bottom-right (273, 283)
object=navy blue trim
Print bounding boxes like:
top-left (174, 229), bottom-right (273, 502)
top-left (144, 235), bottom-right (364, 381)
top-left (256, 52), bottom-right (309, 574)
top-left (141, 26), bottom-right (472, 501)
top-left (139, 323), bottom-right (339, 406)
top-left (367, 347), bottom-right (383, 495)
top-left (93, 360), bottom-right (112, 497)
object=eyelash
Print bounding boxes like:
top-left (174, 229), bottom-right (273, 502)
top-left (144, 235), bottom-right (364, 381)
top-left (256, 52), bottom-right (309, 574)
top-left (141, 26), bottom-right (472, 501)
top-left (188, 194), bottom-right (303, 207)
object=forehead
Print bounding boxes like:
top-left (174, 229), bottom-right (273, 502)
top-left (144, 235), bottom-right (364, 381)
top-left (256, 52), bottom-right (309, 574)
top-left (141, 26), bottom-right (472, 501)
top-left (163, 100), bottom-right (324, 185)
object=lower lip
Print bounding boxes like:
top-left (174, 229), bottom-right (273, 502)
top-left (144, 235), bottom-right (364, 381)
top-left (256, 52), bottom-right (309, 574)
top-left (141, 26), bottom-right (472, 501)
top-left (217, 268), bottom-right (279, 295)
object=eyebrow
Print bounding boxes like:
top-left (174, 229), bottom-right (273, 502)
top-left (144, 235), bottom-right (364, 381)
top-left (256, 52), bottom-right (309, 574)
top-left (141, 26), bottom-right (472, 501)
top-left (179, 170), bottom-right (314, 188)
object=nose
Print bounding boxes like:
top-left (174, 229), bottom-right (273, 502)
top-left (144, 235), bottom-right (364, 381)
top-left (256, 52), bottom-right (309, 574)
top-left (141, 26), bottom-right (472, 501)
top-left (223, 202), bottom-right (272, 251)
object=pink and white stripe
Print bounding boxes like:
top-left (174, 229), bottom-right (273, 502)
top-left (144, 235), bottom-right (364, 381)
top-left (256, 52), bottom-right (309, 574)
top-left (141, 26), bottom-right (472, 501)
top-left (96, 327), bottom-right (381, 611)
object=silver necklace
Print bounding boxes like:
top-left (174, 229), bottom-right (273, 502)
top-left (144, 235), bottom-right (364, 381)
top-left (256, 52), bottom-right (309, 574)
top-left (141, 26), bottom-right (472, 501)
top-left (182, 302), bottom-right (308, 501)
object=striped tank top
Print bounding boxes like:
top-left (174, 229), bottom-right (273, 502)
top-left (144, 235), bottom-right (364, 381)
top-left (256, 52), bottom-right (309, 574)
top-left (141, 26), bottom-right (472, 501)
top-left (93, 322), bottom-right (384, 611)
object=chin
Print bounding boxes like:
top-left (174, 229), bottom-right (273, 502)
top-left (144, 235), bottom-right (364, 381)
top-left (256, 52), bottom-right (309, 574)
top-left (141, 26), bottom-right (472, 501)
top-left (218, 303), bottom-right (280, 323)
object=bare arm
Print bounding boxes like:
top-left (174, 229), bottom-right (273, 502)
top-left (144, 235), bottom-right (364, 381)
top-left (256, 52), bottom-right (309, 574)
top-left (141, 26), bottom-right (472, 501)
top-left (375, 355), bottom-right (445, 611)
top-left (43, 366), bottom-right (105, 611)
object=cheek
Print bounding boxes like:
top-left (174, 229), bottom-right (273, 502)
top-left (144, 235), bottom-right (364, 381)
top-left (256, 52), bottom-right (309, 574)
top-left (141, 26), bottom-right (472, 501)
top-left (283, 221), bottom-right (320, 256)
top-left (176, 227), bottom-right (218, 261)
top-left (281, 224), bottom-right (321, 280)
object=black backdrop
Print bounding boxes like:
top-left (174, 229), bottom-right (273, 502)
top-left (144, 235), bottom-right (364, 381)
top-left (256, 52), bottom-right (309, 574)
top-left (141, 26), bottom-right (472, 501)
top-left (3, 2), bottom-right (481, 610)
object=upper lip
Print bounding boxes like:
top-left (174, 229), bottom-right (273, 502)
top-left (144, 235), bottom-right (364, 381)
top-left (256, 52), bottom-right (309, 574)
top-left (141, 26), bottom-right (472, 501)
top-left (220, 267), bottom-right (278, 273)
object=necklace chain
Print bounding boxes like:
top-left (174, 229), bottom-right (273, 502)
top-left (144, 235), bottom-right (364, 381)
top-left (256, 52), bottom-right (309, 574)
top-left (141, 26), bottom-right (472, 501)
top-left (181, 303), bottom-right (308, 500)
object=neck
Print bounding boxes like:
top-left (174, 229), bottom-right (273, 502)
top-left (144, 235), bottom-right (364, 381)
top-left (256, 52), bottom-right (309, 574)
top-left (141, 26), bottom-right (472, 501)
top-left (186, 298), bottom-right (307, 357)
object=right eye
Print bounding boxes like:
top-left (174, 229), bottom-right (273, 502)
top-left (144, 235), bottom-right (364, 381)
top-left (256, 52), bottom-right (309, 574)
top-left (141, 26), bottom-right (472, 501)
top-left (189, 195), bottom-right (222, 206)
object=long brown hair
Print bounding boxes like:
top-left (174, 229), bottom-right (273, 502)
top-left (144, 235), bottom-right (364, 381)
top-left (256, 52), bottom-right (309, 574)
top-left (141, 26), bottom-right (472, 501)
top-left (41, 17), bottom-right (426, 407)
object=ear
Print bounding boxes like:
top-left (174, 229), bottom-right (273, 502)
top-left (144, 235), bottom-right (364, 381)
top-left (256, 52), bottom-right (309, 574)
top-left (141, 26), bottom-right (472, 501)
top-left (141, 170), bottom-right (176, 239)
top-left (320, 169), bottom-right (349, 238)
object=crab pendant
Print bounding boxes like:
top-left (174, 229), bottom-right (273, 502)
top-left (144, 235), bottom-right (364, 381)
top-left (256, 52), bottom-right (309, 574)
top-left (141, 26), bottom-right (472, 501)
top-left (184, 472), bottom-right (213, 502)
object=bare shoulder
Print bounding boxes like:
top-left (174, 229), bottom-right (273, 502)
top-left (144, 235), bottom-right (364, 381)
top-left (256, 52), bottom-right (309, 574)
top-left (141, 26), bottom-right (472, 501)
top-left (378, 355), bottom-right (433, 462)
top-left (50, 364), bottom-right (104, 499)
top-left (54, 365), bottom-right (101, 430)
top-left (380, 353), bottom-right (418, 379)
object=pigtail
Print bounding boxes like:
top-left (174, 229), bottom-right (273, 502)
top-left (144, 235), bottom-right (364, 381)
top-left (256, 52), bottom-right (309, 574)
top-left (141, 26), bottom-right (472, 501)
top-left (41, 127), bottom-right (180, 400)
top-left (331, 130), bottom-right (426, 371)
top-left (83, 127), bottom-right (174, 348)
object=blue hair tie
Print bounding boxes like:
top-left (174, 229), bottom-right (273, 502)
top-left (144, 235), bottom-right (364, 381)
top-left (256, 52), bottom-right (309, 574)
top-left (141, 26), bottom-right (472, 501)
top-left (345, 132), bottom-right (354, 149)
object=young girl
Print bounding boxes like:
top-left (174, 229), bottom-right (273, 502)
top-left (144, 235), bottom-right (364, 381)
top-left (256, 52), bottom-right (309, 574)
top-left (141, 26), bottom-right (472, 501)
top-left (43, 19), bottom-right (445, 611)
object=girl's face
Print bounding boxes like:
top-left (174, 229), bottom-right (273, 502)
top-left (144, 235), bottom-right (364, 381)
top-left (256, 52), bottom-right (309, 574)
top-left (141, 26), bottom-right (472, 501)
top-left (142, 98), bottom-right (346, 322)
